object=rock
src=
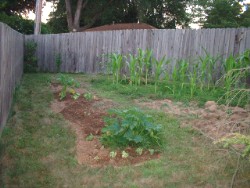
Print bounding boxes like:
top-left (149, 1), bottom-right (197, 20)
top-left (205, 101), bottom-right (217, 112)
top-left (208, 104), bottom-right (217, 112)
top-left (205, 101), bottom-right (217, 108)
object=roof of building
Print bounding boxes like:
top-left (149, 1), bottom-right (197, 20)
top-left (85, 23), bottom-right (156, 32)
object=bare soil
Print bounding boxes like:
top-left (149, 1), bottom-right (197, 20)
top-left (135, 99), bottom-right (250, 141)
top-left (50, 84), bottom-right (160, 167)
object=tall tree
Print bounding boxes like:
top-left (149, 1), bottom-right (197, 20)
top-left (48, 0), bottom-right (192, 33)
top-left (203, 0), bottom-right (242, 28)
top-left (189, 0), bottom-right (247, 28)
top-left (0, 0), bottom-right (36, 15)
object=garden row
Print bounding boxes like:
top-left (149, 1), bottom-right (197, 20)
top-left (102, 49), bottom-right (250, 106)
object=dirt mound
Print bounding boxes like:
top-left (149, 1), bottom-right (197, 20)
top-left (136, 99), bottom-right (250, 141)
top-left (50, 85), bottom-right (160, 167)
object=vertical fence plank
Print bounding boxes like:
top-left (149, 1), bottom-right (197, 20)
top-left (0, 23), bottom-right (24, 133)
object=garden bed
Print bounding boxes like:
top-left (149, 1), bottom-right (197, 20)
top-left (50, 84), bottom-right (160, 167)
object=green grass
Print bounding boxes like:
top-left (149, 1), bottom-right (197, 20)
top-left (0, 73), bottom-right (250, 188)
top-left (89, 75), bottom-right (228, 107)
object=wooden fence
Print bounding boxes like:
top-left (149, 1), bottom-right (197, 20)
top-left (25, 28), bottom-right (250, 73)
top-left (0, 23), bottom-right (24, 134)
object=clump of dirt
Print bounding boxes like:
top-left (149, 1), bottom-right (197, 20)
top-left (50, 84), bottom-right (160, 167)
top-left (136, 99), bottom-right (250, 141)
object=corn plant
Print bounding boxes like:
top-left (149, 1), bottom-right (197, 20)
top-left (136, 49), bottom-right (145, 86)
top-left (189, 64), bottom-right (199, 97)
top-left (126, 54), bottom-right (138, 85)
top-left (107, 53), bottom-right (124, 84)
top-left (198, 51), bottom-right (220, 91)
top-left (222, 55), bottom-right (242, 99)
top-left (218, 67), bottom-right (250, 106)
top-left (144, 49), bottom-right (153, 85)
top-left (178, 59), bottom-right (189, 90)
top-left (153, 56), bottom-right (168, 93)
top-left (217, 50), bottom-right (250, 106)
top-left (172, 63), bottom-right (179, 95)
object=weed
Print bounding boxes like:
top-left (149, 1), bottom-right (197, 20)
top-left (55, 53), bottom-right (62, 73)
top-left (24, 40), bottom-right (38, 73)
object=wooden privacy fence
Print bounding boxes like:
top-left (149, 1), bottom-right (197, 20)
top-left (25, 28), bottom-right (250, 73)
top-left (0, 23), bottom-right (24, 133)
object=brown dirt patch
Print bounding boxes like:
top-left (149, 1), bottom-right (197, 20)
top-left (136, 99), bottom-right (250, 141)
top-left (50, 84), bottom-right (160, 167)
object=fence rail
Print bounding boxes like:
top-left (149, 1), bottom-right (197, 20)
top-left (25, 28), bottom-right (250, 73)
top-left (0, 23), bottom-right (24, 133)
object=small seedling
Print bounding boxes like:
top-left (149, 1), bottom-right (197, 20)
top-left (122, 151), bottom-right (129, 158)
top-left (148, 149), bottom-right (155, 155)
top-left (109, 151), bottom-right (117, 158)
top-left (136, 147), bottom-right (143, 155)
top-left (72, 92), bottom-right (80, 100)
top-left (84, 92), bottom-right (93, 101)
top-left (94, 156), bottom-right (100, 161)
top-left (86, 134), bottom-right (94, 141)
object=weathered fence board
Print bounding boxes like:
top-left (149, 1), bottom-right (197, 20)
top-left (0, 23), bottom-right (24, 134)
top-left (25, 28), bottom-right (250, 74)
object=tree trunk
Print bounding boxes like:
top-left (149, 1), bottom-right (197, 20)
top-left (65, 0), bottom-right (74, 31)
top-left (73, 0), bottom-right (84, 30)
top-left (65, 0), bottom-right (113, 32)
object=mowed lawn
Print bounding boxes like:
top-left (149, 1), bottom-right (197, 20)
top-left (0, 73), bottom-right (249, 188)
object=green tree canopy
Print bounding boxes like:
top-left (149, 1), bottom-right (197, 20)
top-left (203, 0), bottom-right (242, 28)
top-left (0, 0), bottom-right (36, 15)
top-left (47, 0), bottom-right (192, 33)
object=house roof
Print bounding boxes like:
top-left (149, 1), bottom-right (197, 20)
top-left (85, 23), bottom-right (156, 32)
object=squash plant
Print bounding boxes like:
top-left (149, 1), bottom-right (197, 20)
top-left (56, 74), bottom-right (80, 100)
top-left (101, 108), bottom-right (162, 149)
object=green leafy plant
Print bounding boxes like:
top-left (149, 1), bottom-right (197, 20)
top-left (136, 147), bottom-right (143, 155)
top-left (107, 53), bottom-right (124, 84)
top-left (72, 92), bottom-right (80, 100)
top-left (86, 134), bottom-right (94, 141)
top-left (55, 53), bottom-right (62, 73)
top-left (153, 56), bottom-right (168, 93)
top-left (101, 108), bottom-right (162, 149)
top-left (126, 54), bottom-right (138, 85)
top-left (83, 92), bottom-right (93, 101)
top-left (122, 150), bottom-right (129, 158)
top-left (189, 64), bottom-right (199, 98)
top-left (217, 50), bottom-right (250, 105)
top-left (56, 74), bottom-right (80, 100)
top-left (148, 149), bottom-right (155, 155)
top-left (198, 50), bottom-right (220, 91)
top-left (144, 49), bottom-right (153, 85)
top-left (178, 59), bottom-right (189, 90)
top-left (215, 133), bottom-right (250, 160)
top-left (24, 40), bottom-right (38, 73)
top-left (109, 151), bottom-right (117, 158)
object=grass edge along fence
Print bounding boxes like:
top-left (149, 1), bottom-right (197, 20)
top-left (0, 22), bottom-right (24, 135)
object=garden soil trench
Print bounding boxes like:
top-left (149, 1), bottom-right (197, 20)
top-left (50, 84), bottom-right (160, 167)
